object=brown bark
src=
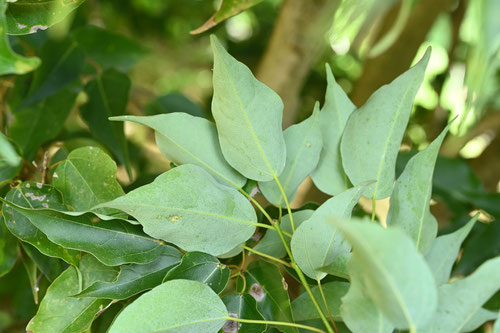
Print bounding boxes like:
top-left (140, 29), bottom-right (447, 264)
top-left (256, 0), bottom-right (340, 128)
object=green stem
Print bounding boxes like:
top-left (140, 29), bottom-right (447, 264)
top-left (240, 245), bottom-right (291, 267)
top-left (317, 278), bottom-right (338, 333)
top-left (272, 175), bottom-right (296, 233)
top-left (226, 317), bottom-right (327, 333)
top-left (371, 195), bottom-right (376, 221)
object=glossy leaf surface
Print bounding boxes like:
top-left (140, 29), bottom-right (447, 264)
top-left (222, 293), bottom-right (266, 333)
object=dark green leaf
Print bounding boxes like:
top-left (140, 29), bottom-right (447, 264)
top-left (76, 246), bottom-right (182, 300)
top-left (1, 198), bottom-right (164, 266)
top-left (21, 242), bottom-right (66, 282)
top-left (0, 217), bottom-right (17, 277)
top-left (5, 0), bottom-right (85, 35)
top-left (222, 293), bottom-right (266, 333)
top-left (163, 251), bottom-right (230, 294)
top-left (108, 280), bottom-right (228, 333)
top-left (80, 68), bottom-right (132, 178)
top-left (145, 93), bottom-right (207, 119)
top-left (3, 182), bottom-right (80, 265)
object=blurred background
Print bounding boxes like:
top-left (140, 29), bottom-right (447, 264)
top-left (0, 0), bottom-right (499, 331)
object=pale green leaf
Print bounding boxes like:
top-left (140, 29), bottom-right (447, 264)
top-left (425, 215), bottom-right (478, 285)
top-left (387, 124), bottom-right (450, 253)
top-left (111, 113), bottom-right (246, 187)
top-left (494, 312), bottom-right (500, 333)
top-left (53, 146), bottom-right (125, 213)
top-left (0, 132), bottom-right (20, 166)
top-left (259, 104), bottom-right (322, 207)
top-left (311, 64), bottom-right (356, 195)
top-left (0, 0), bottom-right (40, 75)
top-left (5, 0), bottom-right (85, 35)
top-left (254, 210), bottom-right (313, 259)
top-left (26, 255), bottom-right (117, 333)
top-left (163, 251), bottom-right (230, 294)
top-left (317, 252), bottom-right (350, 279)
top-left (98, 164), bottom-right (257, 256)
top-left (332, 218), bottom-right (437, 330)
top-left (76, 246), bottom-right (181, 300)
top-left (421, 257), bottom-right (500, 333)
top-left (211, 35), bottom-right (286, 181)
top-left (341, 260), bottom-right (394, 333)
top-left (461, 308), bottom-right (498, 332)
top-left (108, 279), bottom-right (228, 333)
top-left (291, 185), bottom-right (366, 280)
top-left (340, 48), bottom-right (430, 199)
top-left (292, 281), bottom-right (349, 322)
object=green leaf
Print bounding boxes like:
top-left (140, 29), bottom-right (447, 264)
top-left (72, 25), bottom-right (147, 70)
top-left (108, 279), bottom-right (228, 333)
top-left (425, 215), bottom-right (478, 285)
top-left (80, 68), bottom-right (132, 178)
top-left (53, 146), bottom-right (125, 213)
top-left (163, 251), bottom-right (230, 294)
top-left (0, 138), bottom-right (22, 183)
top-left (222, 293), bottom-right (266, 333)
top-left (26, 255), bottom-right (117, 333)
top-left (111, 113), bottom-right (246, 187)
top-left (292, 281), bottom-right (349, 322)
top-left (145, 93), bottom-right (207, 119)
top-left (191, 0), bottom-right (263, 34)
top-left (317, 252), bottom-right (350, 280)
top-left (461, 308), bottom-right (498, 332)
top-left (0, 217), bottom-right (17, 277)
top-left (3, 182), bottom-right (80, 265)
top-left (331, 218), bottom-right (437, 330)
top-left (1, 199), bottom-right (164, 266)
top-left (211, 35), bottom-right (286, 182)
top-left (421, 257), bottom-right (500, 333)
top-left (259, 104), bottom-right (323, 206)
top-left (254, 210), bottom-right (313, 259)
top-left (0, 0), bottom-right (40, 75)
top-left (340, 48), bottom-right (430, 199)
top-left (387, 124), bottom-right (450, 253)
top-left (21, 242), bottom-right (66, 282)
top-left (0, 132), bottom-right (20, 167)
top-left (341, 260), bottom-right (394, 333)
top-left (98, 164), bottom-right (257, 256)
top-left (494, 312), bottom-right (500, 333)
top-left (5, 0), bottom-right (85, 35)
top-left (291, 185), bottom-right (366, 280)
top-left (242, 260), bottom-right (297, 333)
top-left (9, 88), bottom-right (77, 159)
top-left (311, 64), bottom-right (356, 196)
top-left (76, 245), bottom-right (181, 300)
top-left (20, 38), bottom-right (84, 108)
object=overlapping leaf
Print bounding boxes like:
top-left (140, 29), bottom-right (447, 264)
top-left (222, 293), bottom-right (266, 333)
top-left (0, 217), bottom-right (17, 277)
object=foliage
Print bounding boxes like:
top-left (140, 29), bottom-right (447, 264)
top-left (0, 1), bottom-right (499, 333)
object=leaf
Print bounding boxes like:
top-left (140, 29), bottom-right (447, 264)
top-left (98, 164), bottom-right (257, 256)
top-left (425, 215), bottom-right (478, 285)
top-left (254, 210), bottom-right (313, 259)
top-left (222, 293), bottom-right (266, 333)
top-left (163, 252), bottom-right (230, 294)
top-left (311, 64), bottom-right (356, 196)
top-left (0, 138), bottom-right (22, 183)
top-left (494, 312), bottom-right (500, 333)
top-left (72, 25), bottom-right (147, 70)
top-left (0, 217), bottom-right (17, 277)
top-left (5, 0), bottom-right (85, 35)
top-left (341, 259), bottom-right (394, 333)
top-left (53, 146), bottom-right (125, 214)
top-left (340, 48), bottom-right (430, 199)
top-left (80, 68), bottom-right (132, 178)
top-left (191, 0), bottom-right (263, 34)
top-left (108, 279), bottom-right (228, 333)
top-left (259, 104), bottom-right (323, 206)
top-left (111, 113), bottom-right (246, 187)
top-left (317, 252), bottom-right (350, 280)
top-left (291, 185), bottom-right (366, 280)
top-left (292, 281), bottom-right (349, 322)
top-left (331, 218), bottom-right (437, 330)
top-left (242, 260), bottom-right (297, 333)
top-left (20, 38), bottom-right (84, 108)
top-left (0, 0), bottom-right (40, 75)
top-left (21, 242), bottom-right (66, 282)
top-left (1, 199), bottom-right (164, 266)
top-left (421, 257), bottom-right (500, 333)
top-left (211, 35), bottom-right (286, 182)
top-left (26, 255), bottom-right (117, 333)
top-left (460, 308), bottom-right (498, 332)
top-left (76, 246), bottom-right (181, 300)
top-left (145, 93), bottom-right (208, 119)
top-left (9, 87), bottom-right (77, 159)
top-left (0, 132), bottom-right (20, 167)
top-left (387, 124), bottom-right (450, 253)
top-left (3, 182), bottom-right (80, 265)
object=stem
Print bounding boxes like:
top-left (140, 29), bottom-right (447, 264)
top-left (371, 195), bottom-right (376, 221)
top-left (272, 175), bottom-right (296, 233)
top-left (240, 245), bottom-right (291, 267)
top-left (317, 278), bottom-right (338, 333)
top-left (225, 317), bottom-right (326, 333)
